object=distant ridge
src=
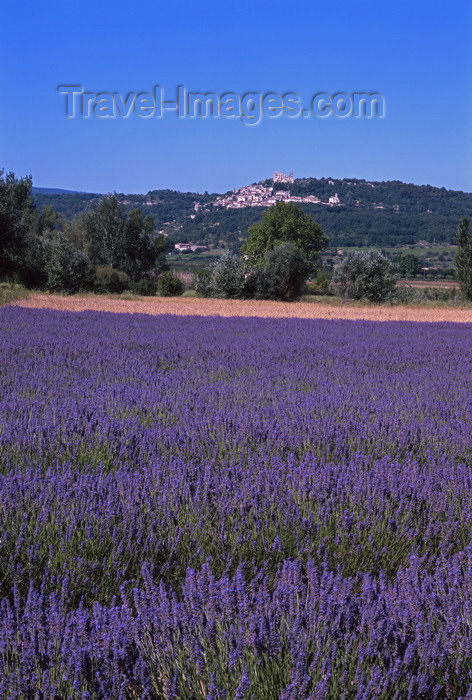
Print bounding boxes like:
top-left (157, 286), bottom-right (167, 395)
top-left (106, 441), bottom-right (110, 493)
top-left (32, 187), bottom-right (101, 195)
top-left (32, 175), bottom-right (472, 249)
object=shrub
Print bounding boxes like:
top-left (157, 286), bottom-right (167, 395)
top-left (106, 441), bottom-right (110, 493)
top-left (194, 248), bottom-right (309, 302)
top-left (242, 200), bottom-right (328, 272)
top-left (0, 283), bottom-right (29, 306)
top-left (262, 243), bottom-right (309, 301)
top-left (157, 270), bottom-right (184, 297)
top-left (306, 272), bottom-right (333, 296)
top-left (210, 254), bottom-right (247, 299)
top-left (334, 250), bottom-right (398, 302)
top-left (193, 268), bottom-right (213, 298)
top-left (455, 217), bottom-right (472, 300)
top-left (193, 255), bottom-right (247, 299)
top-left (240, 267), bottom-right (268, 300)
top-left (41, 233), bottom-right (91, 294)
top-left (131, 278), bottom-right (158, 296)
top-left (396, 285), bottom-right (462, 305)
top-left (93, 266), bottom-right (131, 294)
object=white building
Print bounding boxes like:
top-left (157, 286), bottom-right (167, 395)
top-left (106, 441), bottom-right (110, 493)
top-left (273, 171), bottom-right (294, 184)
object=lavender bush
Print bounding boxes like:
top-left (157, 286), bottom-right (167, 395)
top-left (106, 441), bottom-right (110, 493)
top-left (1, 308), bottom-right (472, 698)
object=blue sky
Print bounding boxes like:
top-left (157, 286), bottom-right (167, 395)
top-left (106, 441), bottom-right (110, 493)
top-left (1, 0), bottom-right (471, 194)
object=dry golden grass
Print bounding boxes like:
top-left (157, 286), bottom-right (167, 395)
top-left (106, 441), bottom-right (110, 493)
top-left (11, 293), bottom-right (472, 322)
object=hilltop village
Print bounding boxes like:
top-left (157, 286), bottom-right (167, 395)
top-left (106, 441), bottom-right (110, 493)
top-left (194, 172), bottom-right (342, 212)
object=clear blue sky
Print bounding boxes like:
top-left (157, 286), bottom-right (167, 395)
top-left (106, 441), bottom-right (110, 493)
top-left (1, 0), bottom-right (471, 194)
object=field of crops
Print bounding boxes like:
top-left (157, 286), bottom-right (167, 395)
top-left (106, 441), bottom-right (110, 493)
top-left (13, 292), bottom-right (472, 322)
top-left (1, 307), bottom-right (472, 699)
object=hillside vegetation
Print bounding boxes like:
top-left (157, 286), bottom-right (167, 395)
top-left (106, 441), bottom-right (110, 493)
top-left (33, 177), bottom-right (472, 250)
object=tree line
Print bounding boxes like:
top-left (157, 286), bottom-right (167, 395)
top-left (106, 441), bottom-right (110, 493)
top-left (3, 170), bottom-right (472, 302)
top-left (32, 176), bottom-right (472, 251)
top-left (0, 171), bottom-right (168, 294)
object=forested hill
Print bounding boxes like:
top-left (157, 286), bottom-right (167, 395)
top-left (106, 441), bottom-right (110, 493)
top-left (33, 187), bottom-right (98, 195)
top-left (32, 177), bottom-right (472, 249)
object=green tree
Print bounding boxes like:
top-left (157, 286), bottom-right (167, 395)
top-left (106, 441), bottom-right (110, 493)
top-left (0, 171), bottom-right (36, 280)
top-left (262, 243), bottom-right (309, 300)
top-left (210, 253), bottom-right (247, 299)
top-left (63, 215), bottom-right (90, 254)
top-left (41, 232), bottom-right (90, 293)
top-left (144, 214), bottom-right (167, 270)
top-left (193, 254), bottom-right (249, 299)
top-left (24, 206), bottom-right (86, 288)
top-left (84, 196), bottom-right (167, 280)
top-left (193, 268), bottom-right (213, 297)
top-left (455, 217), bottom-right (472, 300)
top-left (122, 210), bottom-right (167, 281)
top-left (93, 266), bottom-right (130, 293)
top-left (334, 250), bottom-right (398, 302)
top-left (242, 201), bottom-right (328, 272)
top-left (36, 205), bottom-right (61, 236)
top-left (157, 270), bottom-right (184, 297)
top-left (394, 252), bottom-right (422, 278)
top-left (84, 193), bottom-right (126, 268)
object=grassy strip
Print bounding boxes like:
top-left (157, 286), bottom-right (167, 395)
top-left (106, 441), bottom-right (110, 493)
top-left (0, 284), bottom-right (29, 306)
top-left (301, 291), bottom-right (472, 307)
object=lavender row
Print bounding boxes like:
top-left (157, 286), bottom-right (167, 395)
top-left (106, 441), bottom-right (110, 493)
top-left (1, 308), bottom-right (472, 697)
top-left (2, 553), bottom-right (472, 699)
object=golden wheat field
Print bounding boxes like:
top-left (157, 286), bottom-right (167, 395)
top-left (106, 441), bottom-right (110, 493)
top-left (12, 293), bottom-right (472, 322)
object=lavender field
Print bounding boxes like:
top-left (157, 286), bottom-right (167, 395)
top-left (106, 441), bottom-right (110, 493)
top-left (1, 307), bottom-right (472, 699)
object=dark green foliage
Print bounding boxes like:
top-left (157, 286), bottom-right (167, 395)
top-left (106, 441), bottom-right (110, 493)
top-left (41, 232), bottom-right (91, 293)
top-left (454, 217), bottom-right (472, 300)
top-left (93, 266), bottom-right (130, 293)
top-left (19, 180), bottom-right (472, 294)
top-left (62, 215), bottom-right (89, 254)
top-left (33, 190), bottom-right (100, 218)
top-left (20, 205), bottom-right (65, 288)
top-left (393, 252), bottom-right (422, 277)
top-left (21, 239), bottom-right (48, 288)
top-left (83, 195), bottom-right (168, 281)
top-left (262, 243), bottom-right (309, 301)
top-left (193, 246), bottom-right (308, 301)
top-left (194, 254), bottom-right (248, 299)
top-left (84, 193), bottom-right (127, 268)
top-left (193, 268), bottom-right (214, 297)
top-left (157, 270), bottom-right (184, 297)
top-left (121, 210), bottom-right (167, 281)
top-left (306, 271), bottom-right (333, 296)
top-left (34, 178), bottom-right (472, 251)
top-left (334, 250), bottom-right (398, 302)
top-left (122, 188), bottom-right (215, 227)
top-left (396, 285), bottom-right (461, 304)
top-left (177, 205), bottom-right (466, 249)
top-left (36, 204), bottom-right (61, 236)
top-left (242, 201), bottom-right (328, 272)
top-left (193, 255), bottom-right (252, 299)
top-left (239, 267), bottom-right (268, 299)
top-left (210, 253), bottom-right (247, 298)
top-left (131, 278), bottom-right (158, 296)
top-left (290, 177), bottom-right (472, 224)
top-left (0, 171), bottom-right (36, 280)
